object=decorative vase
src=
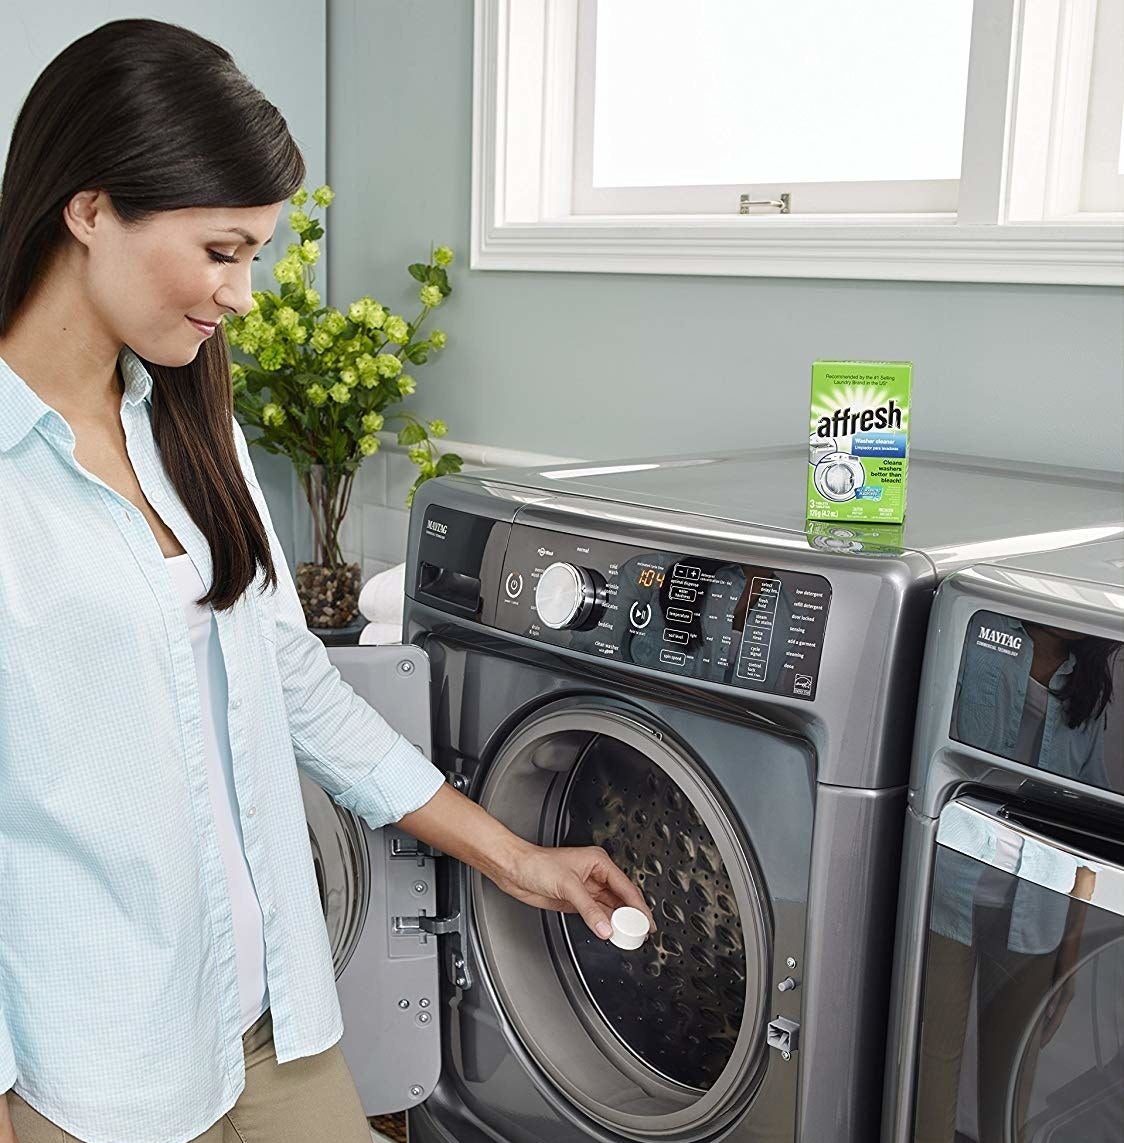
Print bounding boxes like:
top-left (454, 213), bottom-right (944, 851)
top-left (292, 463), bottom-right (361, 628)
top-left (295, 561), bottom-right (361, 628)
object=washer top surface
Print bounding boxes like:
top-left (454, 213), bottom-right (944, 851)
top-left (475, 447), bottom-right (1123, 571)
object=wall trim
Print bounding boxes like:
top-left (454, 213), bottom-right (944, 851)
top-left (374, 432), bottom-right (581, 470)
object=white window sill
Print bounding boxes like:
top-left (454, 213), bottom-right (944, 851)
top-left (470, 213), bottom-right (1124, 285)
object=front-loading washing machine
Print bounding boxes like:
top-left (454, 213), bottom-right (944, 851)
top-left (883, 538), bottom-right (1124, 1142)
top-left (301, 447), bottom-right (1122, 1143)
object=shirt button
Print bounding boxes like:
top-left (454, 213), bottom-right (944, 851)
top-left (247, 806), bottom-right (256, 818)
top-left (268, 904), bottom-right (278, 918)
top-left (231, 699), bottom-right (242, 711)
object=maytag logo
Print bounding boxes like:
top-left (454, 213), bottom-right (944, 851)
top-left (978, 625), bottom-right (1022, 651)
top-left (426, 518), bottom-right (448, 539)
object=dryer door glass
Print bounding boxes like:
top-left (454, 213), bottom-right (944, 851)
top-left (914, 798), bottom-right (1124, 1142)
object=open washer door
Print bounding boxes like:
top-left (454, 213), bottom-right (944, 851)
top-left (299, 643), bottom-right (442, 1116)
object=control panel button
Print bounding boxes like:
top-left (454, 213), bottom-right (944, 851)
top-left (673, 563), bottom-right (701, 581)
top-left (663, 629), bottom-right (690, 645)
top-left (669, 585), bottom-right (697, 602)
top-left (659, 649), bottom-right (687, 666)
top-left (666, 606), bottom-right (692, 623)
top-left (629, 601), bottom-right (652, 629)
top-left (505, 572), bottom-right (524, 599)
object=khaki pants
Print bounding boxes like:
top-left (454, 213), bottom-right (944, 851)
top-left (5, 1008), bottom-right (372, 1143)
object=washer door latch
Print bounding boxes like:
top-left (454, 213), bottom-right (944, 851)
top-left (767, 1017), bottom-right (800, 1056)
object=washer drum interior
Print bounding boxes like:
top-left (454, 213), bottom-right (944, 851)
top-left (471, 703), bottom-right (773, 1140)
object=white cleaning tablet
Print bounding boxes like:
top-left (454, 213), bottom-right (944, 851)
top-left (609, 906), bottom-right (650, 950)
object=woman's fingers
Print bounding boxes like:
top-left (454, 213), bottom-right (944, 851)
top-left (563, 873), bottom-right (615, 939)
top-left (593, 850), bottom-right (657, 932)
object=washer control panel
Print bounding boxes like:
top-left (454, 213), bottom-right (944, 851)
top-left (496, 525), bottom-right (832, 700)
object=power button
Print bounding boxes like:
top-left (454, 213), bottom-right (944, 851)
top-left (505, 572), bottom-right (524, 599)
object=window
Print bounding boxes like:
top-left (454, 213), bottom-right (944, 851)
top-left (471, 0), bottom-right (1124, 283)
top-left (576, 0), bottom-right (973, 217)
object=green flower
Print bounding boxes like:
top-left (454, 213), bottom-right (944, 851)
top-left (398, 374), bottom-right (417, 396)
top-left (383, 314), bottom-right (409, 343)
top-left (374, 353), bottom-right (403, 379)
top-left (291, 324), bottom-right (308, 344)
top-left (362, 411), bottom-right (385, 433)
top-left (304, 288), bottom-right (321, 309)
top-left (428, 419), bottom-right (447, 437)
top-left (358, 434), bottom-right (379, 456)
top-left (306, 383), bottom-right (328, 406)
top-left (262, 402), bottom-right (286, 427)
top-left (259, 343), bottom-right (286, 371)
top-left (321, 310), bottom-right (347, 336)
top-left (340, 367), bottom-right (359, 388)
top-left (408, 445), bottom-right (430, 464)
top-left (230, 361), bottom-right (247, 383)
top-left (272, 255), bottom-right (303, 285)
top-left (329, 382), bottom-right (351, 404)
top-left (355, 354), bottom-right (377, 383)
top-left (310, 328), bottom-right (333, 352)
top-left (299, 240), bottom-right (320, 264)
top-left (429, 329), bottom-right (447, 350)
top-left (348, 297), bottom-right (386, 331)
top-left (289, 209), bottom-right (312, 235)
top-left (433, 245), bottom-right (454, 267)
top-left (275, 306), bottom-right (300, 333)
top-left (312, 184), bottom-right (335, 208)
top-left (419, 285), bottom-right (443, 308)
top-left (290, 188), bottom-right (309, 206)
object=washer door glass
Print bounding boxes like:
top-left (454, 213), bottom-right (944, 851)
top-left (557, 733), bottom-right (747, 1090)
top-left (301, 773), bottom-right (369, 977)
top-left (915, 801), bottom-right (1124, 1142)
top-left (470, 701), bottom-right (775, 1140)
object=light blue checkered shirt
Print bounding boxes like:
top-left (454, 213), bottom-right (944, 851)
top-left (0, 347), bottom-right (446, 1143)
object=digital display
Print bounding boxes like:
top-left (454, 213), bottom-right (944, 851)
top-left (637, 568), bottom-right (665, 589)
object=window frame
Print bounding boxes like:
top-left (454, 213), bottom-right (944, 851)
top-left (470, 0), bottom-right (1124, 284)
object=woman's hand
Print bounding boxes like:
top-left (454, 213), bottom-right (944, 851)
top-left (397, 783), bottom-right (656, 940)
top-left (490, 842), bottom-right (657, 941)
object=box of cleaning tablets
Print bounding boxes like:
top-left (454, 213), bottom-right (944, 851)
top-left (806, 360), bottom-right (912, 524)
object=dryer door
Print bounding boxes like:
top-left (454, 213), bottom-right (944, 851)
top-left (299, 643), bottom-right (442, 1116)
top-left (914, 796), bottom-right (1124, 1142)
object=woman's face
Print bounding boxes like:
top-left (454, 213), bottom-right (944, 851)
top-left (73, 193), bottom-right (284, 368)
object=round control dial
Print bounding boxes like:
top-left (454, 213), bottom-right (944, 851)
top-left (535, 562), bottom-right (598, 629)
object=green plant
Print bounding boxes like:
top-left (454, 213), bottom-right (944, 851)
top-left (226, 183), bottom-right (461, 568)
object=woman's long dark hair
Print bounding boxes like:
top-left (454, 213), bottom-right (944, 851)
top-left (0, 18), bottom-right (305, 608)
top-left (1055, 637), bottom-right (1120, 729)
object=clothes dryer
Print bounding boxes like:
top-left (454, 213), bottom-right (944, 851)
top-left (884, 538), bottom-right (1124, 1142)
top-left (300, 448), bottom-right (1122, 1143)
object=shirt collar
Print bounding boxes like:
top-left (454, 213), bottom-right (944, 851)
top-left (0, 345), bottom-right (153, 453)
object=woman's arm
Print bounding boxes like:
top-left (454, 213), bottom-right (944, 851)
top-left (399, 783), bottom-right (655, 940)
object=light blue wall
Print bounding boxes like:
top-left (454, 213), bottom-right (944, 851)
top-left (327, 0), bottom-right (1124, 473)
top-left (0, 0), bottom-right (328, 564)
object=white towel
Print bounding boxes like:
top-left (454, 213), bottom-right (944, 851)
top-left (358, 621), bottom-right (403, 646)
top-left (358, 562), bottom-right (406, 624)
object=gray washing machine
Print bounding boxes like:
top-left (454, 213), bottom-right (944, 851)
top-left (300, 447), bottom-right (1122, 1143)
top-left (883, 538), bottom-right (1124, 1142)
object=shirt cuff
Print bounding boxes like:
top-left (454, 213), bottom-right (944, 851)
top-left (333, 733), bottom-right (447, 829)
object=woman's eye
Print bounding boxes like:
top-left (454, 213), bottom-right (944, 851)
top-left (208, 251), bottom-right (262, 264)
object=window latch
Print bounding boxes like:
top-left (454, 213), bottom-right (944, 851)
top-left (739, 192), bottom-right (790, 214)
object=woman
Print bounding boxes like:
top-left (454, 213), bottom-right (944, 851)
top-left (0, 19), bottom-right (653, 1143)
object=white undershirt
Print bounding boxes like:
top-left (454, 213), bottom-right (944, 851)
top-left (165, 553), bottom-right (269, 1033)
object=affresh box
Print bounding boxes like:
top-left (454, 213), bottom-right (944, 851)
top-left (806, 360), bottom-right (912, 524)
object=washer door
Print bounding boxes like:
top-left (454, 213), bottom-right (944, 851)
top-left (470, 699), bottom-right (774, 1139)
